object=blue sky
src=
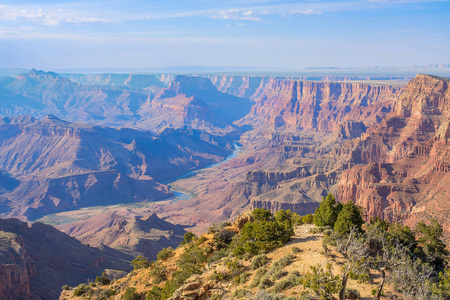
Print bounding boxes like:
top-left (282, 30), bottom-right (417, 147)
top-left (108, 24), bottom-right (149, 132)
top-left (0, 0), bottom-right (449, 70)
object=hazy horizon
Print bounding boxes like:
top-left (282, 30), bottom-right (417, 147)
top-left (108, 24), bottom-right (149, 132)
top-left (0, 0), bottom-right (449, 70)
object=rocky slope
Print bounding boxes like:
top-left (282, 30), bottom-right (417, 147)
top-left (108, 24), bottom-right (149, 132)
top-left (0, 115), bottom-right (231, 220)
top-left (336, 75), bottom-right (450, 233)
top-left (59, 214), bottom-right (404, 300)
top-left (57, 212), bottom-right (186, 260)
top-left (0, 218), bottom-right (132, 300)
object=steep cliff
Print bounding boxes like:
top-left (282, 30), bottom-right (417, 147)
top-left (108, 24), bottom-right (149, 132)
top-left (336, 75), bottom-right (450, 232)
top-left (238, 78), bottom-right (403, 131)
top-left (0, 218), bottom-right (131, 300)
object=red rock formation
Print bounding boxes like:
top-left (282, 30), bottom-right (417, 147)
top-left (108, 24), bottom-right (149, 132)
top-left (336, 75), bottom-right (450, 233)
top-left (239, 79), bottom-right (403, 131)
top-left (0, 218), bottom-right (131, 300)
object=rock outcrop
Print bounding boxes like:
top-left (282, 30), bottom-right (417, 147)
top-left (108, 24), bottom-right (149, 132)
top-left (238, 79), bottom-right (403, 131)
top-left (0, 218), bottom-right (131, 300)
top-left (336, 75), bottom-right (450, 231)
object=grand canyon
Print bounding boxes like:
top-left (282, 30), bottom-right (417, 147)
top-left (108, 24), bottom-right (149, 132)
top-left (1, 0), bottom-right (449, 299)
top-left (1, 67), bottom-right (450, 299)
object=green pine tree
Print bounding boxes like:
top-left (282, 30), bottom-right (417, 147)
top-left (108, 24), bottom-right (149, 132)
top-left (314, 193), bottom-right (343, 227)
top-left (334, 201), bottom-right (364, 235)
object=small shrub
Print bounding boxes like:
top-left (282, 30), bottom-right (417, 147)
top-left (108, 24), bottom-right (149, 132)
top-left (232, 288), bottom-right (248, 298)
top-left (131, 256), bottom-right (150, 270)
top-left (251, 254), bottom-right (269, 270)
top-left (210, 248), bottom-right (228, 262)
top-left (123, 287), bottom-right (141, 300)
top-left (210, 270), bottom-right (230, 281)
top-left (197, 236), bottom-right (207, 244)
top-left (250, 267), bottom-right (267, 288)
top-left (371, 288), bottom-right (384, 296)
top-left (73, 283), bottom-right (88, 296)
top-left (345, 288), bottom-right (360, 299)
top-left (239, 271), bottom-right (248, 283)
top-left (95, 272), bottom-right (111, 285)
top-left (180, 231), bottom-right (196, 245)
top-left (292, 246), bottom-right (301, 254)
top-left (277, 254), bottom-right (294, 267)
top-left (251, 290), bottom-right (285, 300)
top-left (272, 278), bottom-right (291, 293)
top-left (258, 275), bottom-right (272, 290)
top-left (156, 247), bottom-right (174, 261)
top-left (150, 262), bottom-right (167, 284)
top-left (270, 269), bottom-right (285, 281)
top-left (242, 252), bottom-right (252, 261)
top-left (61, 285), bottom-right (70, 290)
top-left (310, 227), bottom-right (322, 234)
top-left (267, 262), bottom-right (282, 277)
top-left (210, 294), bottom-right (221, 300)
top-left (272, 271), bottom-right (301, 293)
top-left (216, 229), bottom-right (236, 244)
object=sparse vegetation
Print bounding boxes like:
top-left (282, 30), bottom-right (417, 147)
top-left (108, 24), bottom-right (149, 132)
top-left (131, 255), bottom-right (150, 270)
top-left (251, 254), bottom-right (269, 269)
top-left (73, 283), bottom-right (89, 296)
top-left (156, 247), bottom-right (174, 261)
top-left (73, 205), bottom-right (449, 300)
top-left (122, 287), bottom-right (141, 300)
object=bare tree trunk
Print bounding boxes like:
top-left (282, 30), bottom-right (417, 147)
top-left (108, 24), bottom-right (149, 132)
top-left (374, 269), bottom-right (386, 300)
top-left (338, 270), bottom-right (349, 300)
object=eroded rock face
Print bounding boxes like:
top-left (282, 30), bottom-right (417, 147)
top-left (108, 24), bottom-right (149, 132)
top-left (0, 230), bottom-right (37, 300)
top-left (336, 75), bottom-right (450, 230)
top-left (0, 218), bottom-right (130, 300)
top-left (238, 78), bottom-right (403, 131)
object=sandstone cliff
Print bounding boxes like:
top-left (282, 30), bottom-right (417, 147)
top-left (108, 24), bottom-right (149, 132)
top-left (238, 78), bottom-right (403, 131)
top-left (0, 218), bottom-right (131, 300)
top-left (336, 75), bottom-right (450, 233)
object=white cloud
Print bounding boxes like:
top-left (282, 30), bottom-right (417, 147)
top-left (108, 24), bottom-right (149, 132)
top-left (289, 9), bottom-right (323, 15)
top-left (210, 9), bottom-right (263, 21)
top-left (0, 4), bottom-right (113, 26)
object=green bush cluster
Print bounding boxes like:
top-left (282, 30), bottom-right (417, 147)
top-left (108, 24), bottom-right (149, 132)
top-left (251, 254), bottom-right (269, 270)
top-left (95, 272), bottom-right (111, 285)
top-left (123, 287), bottom-right (141, 300)
top-left (73, 283), bottom-right (89, 296)
top-left (156, 247), bottom-right (174, 261)
top-left (233, 209), bottom-right (295, 257)
top-left (131, 255), bottom-right (150, 270)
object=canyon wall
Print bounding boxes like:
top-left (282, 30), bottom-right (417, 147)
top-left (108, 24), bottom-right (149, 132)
top-left (336, 75), bottom-right (450, 231)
